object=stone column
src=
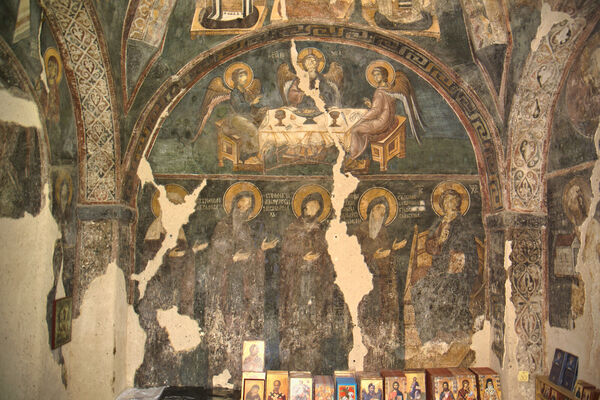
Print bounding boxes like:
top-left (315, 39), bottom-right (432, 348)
top-left (74, 204), bottom-right (135, 316)
top-left (486, 212), bottom-right (547, 398)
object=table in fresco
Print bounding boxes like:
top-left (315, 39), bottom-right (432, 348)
top-left (258, 107), bottom-right (365, 159)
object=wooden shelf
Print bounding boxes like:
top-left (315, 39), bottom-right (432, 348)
top-left (536, 375), bottom-right (577, 400)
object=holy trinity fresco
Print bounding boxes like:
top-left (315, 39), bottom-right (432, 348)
top-left (148, 41), bottom-right (475, 177)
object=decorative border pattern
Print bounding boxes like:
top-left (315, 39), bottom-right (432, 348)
top-left (122, 23), bottom-right (505, 214)
top-left (509, 227), bottom-right (545, 374)
top-left (506, 4), bottom-right (599, 212)
top-left (43, 0), bottom-right (120, 203)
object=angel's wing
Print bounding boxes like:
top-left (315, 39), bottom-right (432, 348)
top-left (389, 69), bottom-right (425, 145)
top-left (246, 78), bottom-right (262, 102)
top-left (277, 63), bottom-right (296, 105)
top-left (191, 77), bottom-right (231, 143)
top-left (324, 61), bottom-right (344, 91)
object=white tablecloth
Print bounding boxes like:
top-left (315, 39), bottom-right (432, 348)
top-left (258, 107), bottom-right (365, 153)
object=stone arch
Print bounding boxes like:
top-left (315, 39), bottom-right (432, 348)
top-left (506, 4), bottom-right (600, 212)
top-left (41, 0), bottom-right (121, 203)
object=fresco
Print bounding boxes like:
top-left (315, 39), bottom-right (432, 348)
top-left (133, 172), bottom-right (484, 386)
top-left (148, 41), bottom-right (475, 177)
top-left (129, 27), bottom-right (488, 387)
top-left (547, 172), bottom-right (592, 329)
top-left (0, 41), bottom-right (42, 219)
top-left (547, 27), bottom-right (600, 172)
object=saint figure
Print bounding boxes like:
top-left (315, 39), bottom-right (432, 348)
top-left (456, 380), bottom-right (475, 400)
top-left (268, 380), bottom-right (287, 400)
top-left (354, 188), bottom-right (406, 369)
top-left (439, 382), bottom-right (454, 400)
top-left (279, 184), bottom-right (352, 373)
top-left (411, 183), bottom-right (478, 343)
top-left (205, 182), bottom-right (278, 385)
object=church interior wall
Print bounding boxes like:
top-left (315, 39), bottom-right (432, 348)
top-left (0, 1), bottom-right (599, 399)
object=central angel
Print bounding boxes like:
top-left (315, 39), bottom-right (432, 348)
top-left (277, 47), bottom-right (343, 112)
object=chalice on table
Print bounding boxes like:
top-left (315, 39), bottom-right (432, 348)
top-left (329, 110), bottom-right (340, 127)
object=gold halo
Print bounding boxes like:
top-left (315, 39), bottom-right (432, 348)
top-left (365, 60), bottom-right (395, 88)
top-left (54, 171), bottom-right (73, 209)
top-left (223, 62), bottom-right (254, 90)
top-left (297, 47), bottom-right (326, 73)
top-left (151, 184), bottom-right (189, 217)
top-left (223, 182), bottom-right (263, 221)
top-left (431, 181), bottom-right (470, 217)
top-left (562, 177), bottom-right (591, 223)
top-left (43, 47), bottom-right (62, 85)
top-left (292, 184), bottom-right (332, 223)
top-left (358, 187), bottom-right (398, 226)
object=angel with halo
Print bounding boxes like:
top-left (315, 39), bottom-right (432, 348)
top-left (344, 60), bottom-right (425, 170)
top-left (192, 62), bottom-right (266, 164)
top-left (276, 47), bottom-right (343, 112)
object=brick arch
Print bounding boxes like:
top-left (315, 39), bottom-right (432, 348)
top-left (42, 0), bottom-right (121, 204)
top-left (122, 23), bottom-right (506, 214)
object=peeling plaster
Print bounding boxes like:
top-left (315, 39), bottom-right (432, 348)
top-left (530, 3), bottom-right (571, 53)
top-left (0, 88), bottom-right (43, 129)
top-left (212, 369), bottom-right (234, 389)
top-left (132, 157), bottom-right (206, 298)
top-left (64, 261), bottom-right (145, 399)
top-left (156, 306), bottom-right (202, 352)
top-left (327, 149), bottom-right (372, 371)
top-left (0, 185), bottom-right (66, 400)
top-left (290, 41), bottom-right (326, 112)
top-left (501, 239), bottom-right (534, 399)
top-left (287, 39), bottom-right (372, 369)
top-left (126, 302), bottom-right (146, 386)
top-left (545, 123), bottom-right (600, 387)
top-left (470, 320), bottom-right (492, 367)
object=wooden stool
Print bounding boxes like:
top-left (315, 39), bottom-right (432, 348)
top-left (217, 121), bottom-right (241, 167)
top-left (370, 116), bottom-right (406, 171)
top-left (216, 120), bottom-right (263, 172)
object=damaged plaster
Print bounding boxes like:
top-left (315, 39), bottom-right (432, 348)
top-left (132, 157), bottom-right (206, 298)
top-left (288, 40), bottom-right (372, 370)
top-left (499, 240), bottom-right (526, 400)
top-left (0, 185), bottom-right (66, 400)
top-left (545, 123), bottom-right (600, 386)
top-left (531, 2), bottom-right (572, 53)
top-left (156, 306), bottom-right (202, 352)
top-left (64, 261), bottom-right (145, 399)
top-left (212, 369), bottom-right (234, 389)
top-left (327, 143), bottom-right (372, 371)
top-left (0, 88), bottom-right (43, 129)
top-left (470, 320), bottom-right (492, 367)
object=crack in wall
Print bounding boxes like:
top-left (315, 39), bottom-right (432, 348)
top-left (132, 157), bottom-right (206, 298)
top-left (288, 40), bottom-right (372, 369)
